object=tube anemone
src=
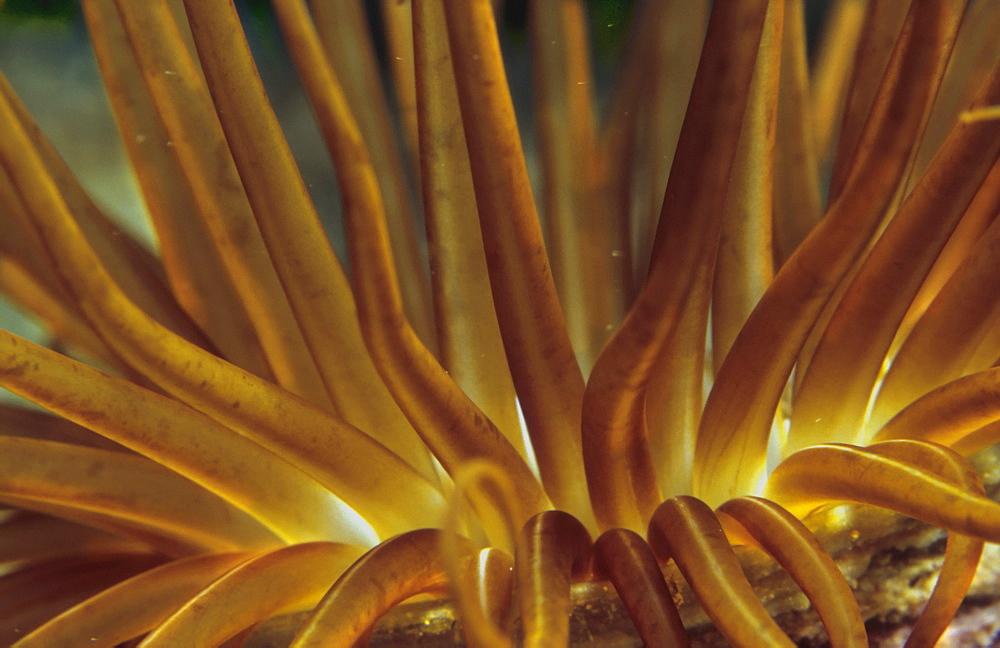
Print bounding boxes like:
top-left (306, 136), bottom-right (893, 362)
top-left (1, 0), bottom-right (1000, 646)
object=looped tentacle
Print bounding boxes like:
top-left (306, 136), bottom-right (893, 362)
top-left (515, 510), bottom-right (593, 648)
top-left (647, 496), bottom-right (795, 648)
top-left (867, 440), bottom-right (985, 648)
top-left (716, 496), bottom-right (866, 648)
top-left (766, 443), bottom-right (1000, 541)
top-left (291, 529), bottom-right (475, 647)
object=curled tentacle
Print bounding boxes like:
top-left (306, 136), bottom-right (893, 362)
top-left (767, 443), bottom-right (1000, 541)
top-left (648, 496), bottom-right (795, 648)
top-left (716, 496), bottom-right (866, 648)
top-left (291, 529), bottom-right (475, 647)
top-left (867, 441), bottom-right (985, 648)
top-left (442, 460), bottom-right (521, 647)
top-left (453, 548), bottom-right (516, 648)
top-left (515, 510), bottom-right (593, 648)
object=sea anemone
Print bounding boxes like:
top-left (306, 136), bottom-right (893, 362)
top-left (2, 0), bottom-right (1000, 646)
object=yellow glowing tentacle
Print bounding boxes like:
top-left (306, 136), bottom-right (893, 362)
top-left (866, 441), bottom-right (983, 648)
top-left (869, 160), bottom-right (1000, 432)
top-left (452, 548), bottom-right (516, 648)
top-left (873, 367), bottom-right (1000, 449)
top-left (291, 529), bottom-right (470, 647)
top-left (0, 330), bottom-right (371, 546)
top-left (140, 542), bottom-right (363, 648)
top-left (13, 552), bottom-right (252, 648)
top-left (650, 0), bottom-right (781, 498)
top-left (696, 1), bottom-right (986, 505)
top-left (271, 0), bottom-right (548, 543)
top-left (443, 0), bottom-right (592, 524)
top-left (0, 437), bottom-right (279, 555)
top-left (716, 496), bottom-right (866, 648)
top-left (0, 72), bottom-right (444, 538)
top-left (648, 496), bottom-right (795, 648)
top-left (788, 69), bottom-right (1000, 453)
top-left (584, 0), bottom-right (769, 531)
top-left (515, 510), bottom-right (593, 648)
top-left (441, 461), bottom-right (521, 646)
top-left (176, 0), bottom-right (438, 483)
top-left (444, 459), bottom-right (527, 563)
top-left (593, 528), bottom-right (690, 648)
top-left (412, 0), bottom-right (523, 457)
top-left (767, 443), bottom-right (1000, 541)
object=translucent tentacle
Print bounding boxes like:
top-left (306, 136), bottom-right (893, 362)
top-left (696, 0), bottom-right (983, 506)
top-left (270, 0), bottom-right (548, 545)
top-left (443, 0), bottom-right (592, 525)
top-left (516, 510), bottom-right (593, 648)
top-left (0, 329), bottom-right (374, 546)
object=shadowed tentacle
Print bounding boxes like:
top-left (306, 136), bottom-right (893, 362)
top-left (0, 552), bottom-right (165, 646)
top-left (593, 528), bottom-right (689, 648)
top-left (13, 552), bottom-right (253, 648)
top-left (443, 0), bottom-right (592, 526)
top-left (583, 0), bottom-right (769, 531)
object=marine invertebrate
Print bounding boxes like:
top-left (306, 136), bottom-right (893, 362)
top-left (1, 0), bottom-right (1000, 646)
